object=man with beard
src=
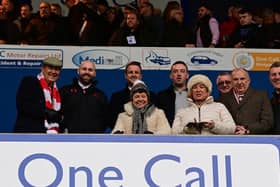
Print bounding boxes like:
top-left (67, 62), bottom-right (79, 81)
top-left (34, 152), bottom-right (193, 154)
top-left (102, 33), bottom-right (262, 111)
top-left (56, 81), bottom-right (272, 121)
top-left (218, 68), bottom-right (273, 134)
top-left (59, 61), bottom-right (109, 133)
top-left (195, 3), bottom-right (219, 48)
top-left (156, 61), bottom-right (189, 126)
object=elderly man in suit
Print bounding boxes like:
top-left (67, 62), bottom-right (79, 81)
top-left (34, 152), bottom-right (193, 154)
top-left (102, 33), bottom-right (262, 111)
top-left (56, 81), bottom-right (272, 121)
top-left (218, 68), bottom-right (273, 134)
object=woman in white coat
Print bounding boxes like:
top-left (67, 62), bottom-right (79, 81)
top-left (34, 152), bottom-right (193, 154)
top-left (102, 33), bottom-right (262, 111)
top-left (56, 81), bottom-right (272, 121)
top-left (172, 74), bottom-right (236, 135)
top-left (112, 80), bottom-right (171, 134)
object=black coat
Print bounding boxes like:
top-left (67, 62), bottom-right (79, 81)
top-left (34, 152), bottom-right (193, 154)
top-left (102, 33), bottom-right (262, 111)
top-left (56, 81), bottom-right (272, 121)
top-left (59, 79), bottom-right (109, 133)
top-left (271, 91), bottom-right (280, 134)
top-left (14, 76), bottom-right (46, 133)
top-left (156, 85), bottom-right (176, 126)
top-left (161, 19), bottom-right (195, 47)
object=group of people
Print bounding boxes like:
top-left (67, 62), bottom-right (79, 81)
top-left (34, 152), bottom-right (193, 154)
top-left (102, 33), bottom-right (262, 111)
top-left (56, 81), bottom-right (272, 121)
top-left (13, 56), bottom-right (280, 135)
top-left (0, 0), bottom-right (280, 48)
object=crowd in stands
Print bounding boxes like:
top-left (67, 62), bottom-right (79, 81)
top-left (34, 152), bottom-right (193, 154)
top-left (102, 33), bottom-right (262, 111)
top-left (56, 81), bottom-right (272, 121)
top-left (0, 0), bottom-right (280, 48)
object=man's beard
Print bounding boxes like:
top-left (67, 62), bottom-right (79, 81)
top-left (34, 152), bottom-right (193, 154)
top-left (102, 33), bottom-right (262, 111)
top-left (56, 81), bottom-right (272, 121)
top-left (79, 74), bottom-right (92, 86)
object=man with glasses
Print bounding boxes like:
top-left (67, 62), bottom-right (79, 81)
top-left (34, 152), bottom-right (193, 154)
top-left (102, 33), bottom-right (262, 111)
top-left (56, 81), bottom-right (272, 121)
top-left (216, 72), bottom-right (233, 95)
top-left (218, 68), bottom-right (273, 134)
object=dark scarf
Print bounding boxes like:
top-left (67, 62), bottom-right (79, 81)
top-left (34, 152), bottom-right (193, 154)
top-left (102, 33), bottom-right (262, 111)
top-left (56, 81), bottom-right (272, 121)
top-left (132, 104), bottom-right (155, 134)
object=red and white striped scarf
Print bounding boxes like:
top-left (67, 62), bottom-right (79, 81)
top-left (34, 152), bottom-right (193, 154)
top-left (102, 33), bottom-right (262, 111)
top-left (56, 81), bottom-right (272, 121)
top-left (37, 73), bottom-right (61, 134)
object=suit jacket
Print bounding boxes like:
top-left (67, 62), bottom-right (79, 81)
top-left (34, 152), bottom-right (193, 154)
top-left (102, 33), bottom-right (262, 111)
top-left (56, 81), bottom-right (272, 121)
top-left (14, 76), bottom-right (46, 133)
top-left (156, 85), bottom-right (176, 126)
top-left (271, 91), bottom-right (280, 134)
top-left (218, 88), bottom-right (273, 134)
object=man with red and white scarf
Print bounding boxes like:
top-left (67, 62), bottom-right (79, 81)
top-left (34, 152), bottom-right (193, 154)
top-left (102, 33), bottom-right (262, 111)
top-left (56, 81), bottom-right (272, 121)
top-left (14, 57), bottom-right (63, 133)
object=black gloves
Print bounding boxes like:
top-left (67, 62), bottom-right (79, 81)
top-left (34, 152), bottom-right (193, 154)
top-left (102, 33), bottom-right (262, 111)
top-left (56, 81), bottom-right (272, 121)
top-left (45, 108), bottom-right (61, 123)
top-left (113, 130), bottom-right (124, 134)
top-left (184, 122), bottom-right (208, 134)
top-left (144, 131), bottom-right (153, 134)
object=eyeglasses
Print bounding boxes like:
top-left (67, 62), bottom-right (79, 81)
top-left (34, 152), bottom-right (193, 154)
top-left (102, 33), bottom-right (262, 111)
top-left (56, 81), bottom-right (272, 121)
top-left (218, 80), bottom-right (231, 86)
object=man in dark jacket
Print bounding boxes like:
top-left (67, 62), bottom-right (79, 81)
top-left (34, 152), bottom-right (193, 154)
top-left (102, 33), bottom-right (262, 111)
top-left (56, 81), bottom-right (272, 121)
top-left (60, 61), bottom-right (109, 133)
top-left (156, 61), bottom-right (189, 126)
top-left (228, 8), bottom-right (259, 48)
top-left (269, 61), bottom-right (280, 134)
top-left (14, 57), bottom-right (63, 133)
top-left (218, 68), bottom-right (273, 134)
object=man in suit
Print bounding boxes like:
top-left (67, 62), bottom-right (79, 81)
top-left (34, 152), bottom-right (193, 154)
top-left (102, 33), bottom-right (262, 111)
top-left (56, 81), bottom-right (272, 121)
top-left (218, 68), bottom-right (273, 134)
top-left (156, 61), bottom-right (189, 126)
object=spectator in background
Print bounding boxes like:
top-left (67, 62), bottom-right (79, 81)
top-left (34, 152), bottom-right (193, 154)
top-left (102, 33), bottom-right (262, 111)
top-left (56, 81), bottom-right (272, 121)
top-left (14, 57), bottom-right (63, 133)
top-left (228, 8), bottom-right (259, 48)
top-left (67, 0), bottom-right (108, 45)
top-left (216, 72), bottom-right (233, 95)
top-left (162, 0), bottom-right (180, 23)
top-left (112, 80), bottom-right (170, 134)
top-left (13, 3), bottom-right (33, 44)
top-left (195, 3), bottom-right (219, 48)
top-left (59, 61), bottom-right (109, 133)
top-left (50, 3), bottom-right (62, 17)
top-left (137, 0), bottom-right (161, 16)
top-left (0, 4), bottom-right (19, 44)
top-left (156, 61), bottom-right (189, 126)
top-left (1, 0), bottom-right (18, 21)
top-left (218, 68), bottom-right (273, 134)
top-left (109, 10), bottom-right (155, 46)
top-left (109, 61), bottom-right (156, 129)
top-left (64, 0), bottom-right (78, 9)
top-left (24, 1), bottom-right (66, 45)
top-left (219, 5), bottom-right (241, 47)
top-left (172, 74), bottom-right (236, 135)
top-left (96, 0), bottom-right (109, 16)
top-left (269, 61), bottom-right (280, 134)
top-left (258, 8), bottom-right (280, 48)
top-left (104, 6), bottom-right (124, 40)
top-left (161, 5), bottom-right (195, 47)
top-left (139, 1), bottom-right (164, 45)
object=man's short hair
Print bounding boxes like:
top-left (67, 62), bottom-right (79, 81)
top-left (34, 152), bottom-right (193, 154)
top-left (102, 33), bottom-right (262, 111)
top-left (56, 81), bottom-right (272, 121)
top-left (170, 61), bottom-right (188, 72)
top-left (270, 61), bottom-right (280, 70)
top-left (238, 7), bottom-right (252, 15)
top-left (216, 72), bottom-right (232, 84)
top-left (125, 61), bottom-right (142, 73)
